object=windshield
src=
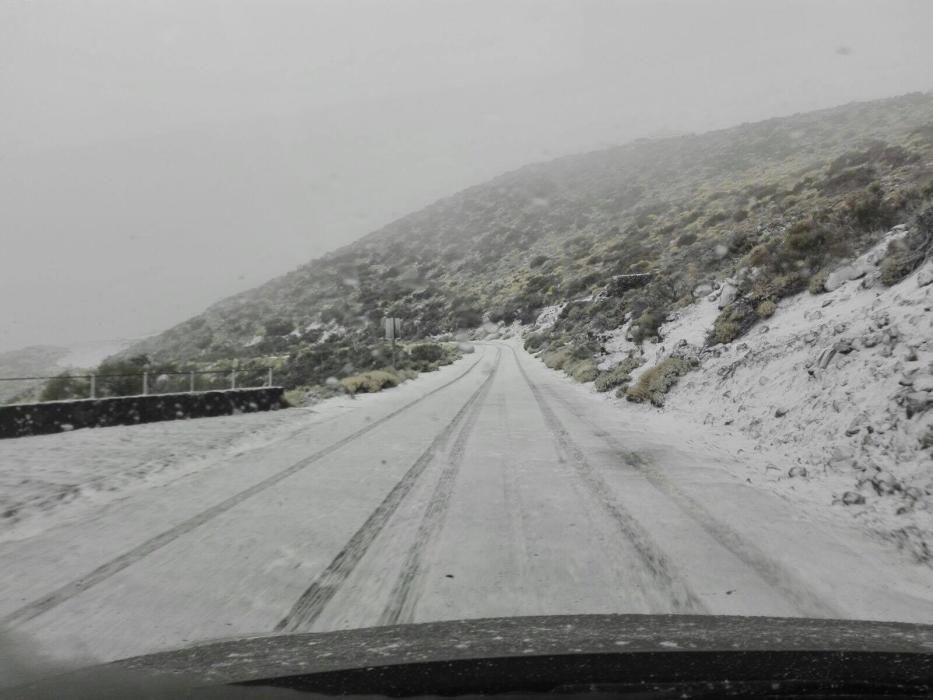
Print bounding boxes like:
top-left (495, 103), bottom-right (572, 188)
top-left (2, 0), bottom-right (933, 683)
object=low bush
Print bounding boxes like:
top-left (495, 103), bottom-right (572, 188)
top-left (708, 300), bottom-right (757, 345)
top-left (594, 356), bottom-right (643, 393)
top-left (569, 359), bottom-right (598, 383)
top-left (756, 299), bottom-right (777, 318)
top-left (340, 370), bottom-right (400, 394)
top-left (625, 357), bottom-right (692, 407)
top-left (879, 207), bottom-right (933, 285)
top-left (808, 270), bottom-right (828, 294)
top-left (542, 349), bottom-right (573, 370)
top-left (524, 333), bottom-right (546, 352)
top-left (408, 343), bottom-right (444, 363)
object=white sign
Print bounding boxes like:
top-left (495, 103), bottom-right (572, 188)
top-left (384, 317), bottom-right (402, 340)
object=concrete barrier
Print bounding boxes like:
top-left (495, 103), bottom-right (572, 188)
top-left (0, 387), bottom-right (287, 439)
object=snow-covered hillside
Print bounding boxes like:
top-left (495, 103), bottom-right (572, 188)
top-left (586, 225), bottom-right (933, 563)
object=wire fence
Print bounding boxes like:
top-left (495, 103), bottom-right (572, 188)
top-left (0, 367), bottom-right (276, 404)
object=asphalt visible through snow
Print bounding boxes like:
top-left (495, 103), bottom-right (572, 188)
top-left (3, 342), bottom-right (933, 664)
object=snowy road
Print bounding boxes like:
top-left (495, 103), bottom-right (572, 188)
top-left (2, 342), bottom-right (933, 665)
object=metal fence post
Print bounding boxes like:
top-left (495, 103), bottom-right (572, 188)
top-left (142, 371), bottom-right (149, 395)
top-left (89, 374), bottom-right (96, 399)
top-left (231, 369), bottom-right (237, 390)
top-left (267, 367), bottom-right (273, 387)
top-left (189, 370), bottom-right (195, 393)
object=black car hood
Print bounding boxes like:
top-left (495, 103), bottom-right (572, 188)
top-left (7, 615), bottom-right (933, 697)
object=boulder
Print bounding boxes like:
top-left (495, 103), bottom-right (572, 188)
top-left (717, 283), bottom-right (738, 310)
top-left (841, 491), bottom-right (866, 505)
top-left (913, 375), bottom-right (933, 392)
top-left (825, 265), bottom-right (865, 292)
top-left (834, 339), bottom-right (854, 355)
top-left (904, 391), bottom-right (933, 418)
top-left (862, 333), bottom-right (881, 348)
top-left (788, 465), bottom-right (808, 478)
top-left (917, 262), bottom-right (933, 288)
top-left (871, 471), bottom-right (899, 495)
top-left (693, 283), bottom-right (714, 299)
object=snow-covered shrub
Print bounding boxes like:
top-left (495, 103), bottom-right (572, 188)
top-left (625, 357), bottom-right (692, 407)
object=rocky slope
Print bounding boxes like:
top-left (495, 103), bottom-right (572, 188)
top-left (537, 224), bottom-right (933, 563)
top-left (115, 92), bottom-right (933, 391)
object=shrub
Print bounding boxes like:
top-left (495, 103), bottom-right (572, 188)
top-left (542, 349), bottom-right (573, 370)
top-left (529, 254), bottom-right (550, 268)
top-left (677, 232), bottom-right (697, 246)
top-left (808, 270), bottom-right (828, 294)
top-left (625, 358), bottom-right (692, 407)
top-left (569, 359), bottom-right (598, 383)
top-left (264, 318), bottom-right (295, 336)
top-left (524, 333), bottom-right (546, 352)
top-left (879, 208), bottom-right (933, 285)
top-left (39, 373), bottom-right (89, 402)
top-left (340, 370), bottom-right (400, 394)
top-left (756, 299), bottom-right (777, 318)
top-left (594, 356), bottom-right (643, 393)
top-left (283, 388), bottom-right (308, 407)
top-left (708, 300), bottom-right (757, 345)
top-left (408, 343), bottom-right (444, 363)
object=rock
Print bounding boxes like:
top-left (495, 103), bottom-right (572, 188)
top-left (833, 323), bottom-right (848, 335)
top-left (693, 283), bottom-right (714, 298)
top-left (805, 310), bottom-right (823, 322)
top-left (914, 375), bottom-right (933, 392)
top-left (917, 262), bottom-right (933, 288)
top-left (841, 491), bottom-right (866, 505)
top-left (825, 265), bottom-right (864, 292)
top-left (871, 471), bottom-right (899, 495)
top-left (821, 299), bottom-right (834, 308)
top-left (817, 346), bottom-right (837, 369)
top-left (774, 407), bottom-right (788, 417)
top-left (892, 224), bottom-right (908, 232)
top-left (707, 292), bottom-right (719, 302)
top-left (834, 339), bottom-right (854, 355)
top-left (788, 465), bottom-right (808, 478)
top-left (862, 333), bottom-right (881, 348)
top-left (904, 391), bottom-right (933, 418)
top-left (829, 457), bottom-right (857, 471)
top-left (904, 346), bottom-right (919, 362)
top-left (717, 283), bottom-right (738, 310)
top-left (871, 311), bottom-right (890, 329)
top-left (758, 325), bottom-right (770, 335)
top-left (845, 413), bottom-right (868, 435)
top-left (860, 272), bottom-right (881, 289)
top-left (900, 374), bottom-right (916, 386)
top-left (803, 330), bottom-right (819, 345)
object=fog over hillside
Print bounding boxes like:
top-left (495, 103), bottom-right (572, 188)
top-left (3, 0), bottom-right (933, 351)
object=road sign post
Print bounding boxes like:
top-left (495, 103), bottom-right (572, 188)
top-left (385, 317), bottom-right (402, 369)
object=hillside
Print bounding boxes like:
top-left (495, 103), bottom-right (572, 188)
top-left (0, 346), bottom-right (68, 404)
top-left (122, 92), bottom-right (933, 391)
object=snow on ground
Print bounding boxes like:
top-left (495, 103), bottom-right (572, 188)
top-left (594, 226), bottom-right (933, 563)
top-left (532, 303), bottom-right (566, 331)
top-left (0, 359), bottom-right (474, 545)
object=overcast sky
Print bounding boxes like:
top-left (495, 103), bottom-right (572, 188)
top-left (1, 0), bottom-right (931, 352)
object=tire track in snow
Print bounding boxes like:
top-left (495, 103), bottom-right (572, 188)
top-left (506, 344), bottom-right (707, 614)
top-left (378, 352), bottom-right (500, 626)
top-left (276, 348), bottom-right (502, 633)
top-left (536, 369), bottom-right (842, 619)
top-left (1, 351), bottom-right (490, 628)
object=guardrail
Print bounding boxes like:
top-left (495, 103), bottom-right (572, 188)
top-left (0, 367), bottom-right (276, 404)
